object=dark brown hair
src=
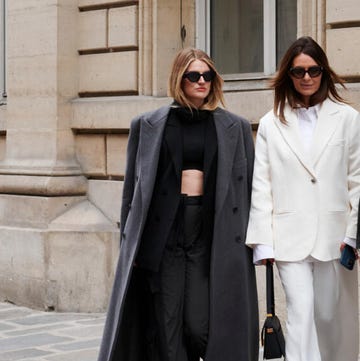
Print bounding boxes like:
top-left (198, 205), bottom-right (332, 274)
top-left (168, 47), bottom-right (225, 110)
top-left (271, 36), bottom-right (346, 123)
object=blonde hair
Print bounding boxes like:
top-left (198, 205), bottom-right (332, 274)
top-left (168, 47), bottom-right (225, 110)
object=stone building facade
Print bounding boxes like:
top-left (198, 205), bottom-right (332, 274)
top-left (0, 0), bottom-right (359, 312)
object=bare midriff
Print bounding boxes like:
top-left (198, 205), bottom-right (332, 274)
top-left (181, 169), bottom-right (204, 196)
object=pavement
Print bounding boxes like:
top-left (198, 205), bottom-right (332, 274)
top-left (0, 302), bottom-right (105, 361)
top-left (0, 301), bottom-right (283, 361)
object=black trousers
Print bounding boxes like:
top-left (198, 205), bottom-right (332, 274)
top-left (146, 195), bottom-right (211, 361)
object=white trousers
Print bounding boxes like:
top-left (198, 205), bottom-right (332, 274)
top-left (277, 260), bottom-right (359, 361)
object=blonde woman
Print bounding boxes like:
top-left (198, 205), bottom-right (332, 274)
top-left (97, 48), bottom-right (258, 361)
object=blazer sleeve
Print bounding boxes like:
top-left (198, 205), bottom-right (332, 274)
top-left (246, 113), bottom-right (274, 248)
top-left (120, 116), bottom-right (141, 238)
top-left (346, 109), bottom-right (360, 240)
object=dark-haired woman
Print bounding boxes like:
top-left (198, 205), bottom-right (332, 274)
top-left (97, 47), bottom-right (259, 361)
top-left (246, 36), bottom-right (360, 361)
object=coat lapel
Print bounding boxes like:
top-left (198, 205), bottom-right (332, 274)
top-left (273, 106), bottom-right (316, 178)
top-left (213, 109), bottom-right (238, 214)
top-left (139, 106), bottom-right (170, 216)
top-left (310, 99), bottom-right (341, 166)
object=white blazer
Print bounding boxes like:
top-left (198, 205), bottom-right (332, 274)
top-left (246, 98), bottom-right (360, 262)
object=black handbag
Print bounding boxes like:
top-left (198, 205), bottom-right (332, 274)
top-left (261, 261), bottom-right (286, 359)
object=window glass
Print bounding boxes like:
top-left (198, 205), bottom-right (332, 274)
top-left (210, 0), bottom-right (263, 74)
top-left (209, 0), bottom-right (297, 76)
top-left (276, 0), bottom-right (297, 64)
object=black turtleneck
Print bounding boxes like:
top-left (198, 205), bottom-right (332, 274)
top-left (171, 107), bottom-right (211, 171)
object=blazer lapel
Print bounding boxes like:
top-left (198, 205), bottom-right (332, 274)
top-left (213, 109), bottom-right (238, 214)
top-left (310, 99), bottom-right (341, 166)
top-left (273, 106), bottom-right (316, 178)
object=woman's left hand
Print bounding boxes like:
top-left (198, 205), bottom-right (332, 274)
top-left (340, 242), bottom-right (359, 260)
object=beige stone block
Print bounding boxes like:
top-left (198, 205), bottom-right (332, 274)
top-left (327, 28), bottom-right (360, 77)
top-left (0, 220), bottom-right (119, 312)
top-left (7, 55), bottom-right (57, 97)
top-left (88, 179), bottom-right (123, 223)
top-left (79, 10), bottom-right (107, 50)
top-left (0, 107), bottom-right (6, 130)
top-left (0, 229), bottom-right (45, 278)
top-left (75, 134), bottom-right (106, 176)
top-left (7, 96), bottom-right (57, 129)
top-left (108, 7), bottom-right (138, 47)
top-left (225, 89), bottom-right (273, 124)
top-left (79, 52), bottom-right (138, 92)
top-left (47, 228), bottom-right (119, 312)
top-left (71, 96), bottom-right (170, 130)
top-left (0, 194), bottom-right (85, 228)
top-left (327, 0), bottom-right (360, 24)
top-left (5, 129), bottom-right (58, 161)
top-left (106, 134), bottom-right (128, 176)
top-left (79, 0), bottom-right (129, 6)
top-left (339, 83), bottom-right (360, 113)
top-left (7, 4), bottom-right (57, 58)
top-left (0, 135), bottom-right (5, 161)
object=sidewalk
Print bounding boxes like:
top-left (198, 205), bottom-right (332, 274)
top-left (0, 301), bottom-right (280, 361)
top-left (0, 302), bottom-right (105, 361)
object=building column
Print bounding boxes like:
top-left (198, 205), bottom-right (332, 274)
top-left (0, 0), bottom-right (118, 312)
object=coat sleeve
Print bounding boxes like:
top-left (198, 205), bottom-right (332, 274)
top-left (245, 113), bottom-right (275, 248)
top-left (120, 117), bottom-right (141, 238)
top-left (346, 109), bottom-right (360, 240)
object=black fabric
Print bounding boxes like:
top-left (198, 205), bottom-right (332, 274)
top-left (136, 108), bottom-right (217, 272)
top-left (261, 262), bottom-right (286, 359)
top-left (96, 106), bottom-right (259, 361)
top-left (146, 197), bottom-right (210, 361)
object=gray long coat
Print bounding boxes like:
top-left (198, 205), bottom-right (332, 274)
top-left (97, 105), bottom-right (259, 361)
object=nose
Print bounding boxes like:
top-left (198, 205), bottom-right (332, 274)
top-left (303, 71), bottom-right (311, 80)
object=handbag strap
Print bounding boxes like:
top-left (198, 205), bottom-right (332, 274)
top-left (266, 261), bottom-right (275, 316)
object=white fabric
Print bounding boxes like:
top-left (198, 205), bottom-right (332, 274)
top-left (246, 99), bottom-right (360, 261)
top-left (253, 244), bottom-right (274, 264)
top-left (276, 260), bottom-right (359, 361)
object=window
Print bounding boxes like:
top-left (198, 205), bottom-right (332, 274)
top-left (0, 0), bottom-right (6, 104)
top-left (196, 0), bottom-right (297, 77)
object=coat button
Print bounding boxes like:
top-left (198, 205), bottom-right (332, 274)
top-left (233, 207), bottom-right (238, 214)
top-left (311, 178), bottom-right (316, 183)
top-left (235, 236), bottom-right (242, 243)
top-left (238, 175), bottom-right (244, 181)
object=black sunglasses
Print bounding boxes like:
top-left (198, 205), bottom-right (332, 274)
top-left (183, 70), bottom-right (215, 82)
top-left (289, 66), bottom-right (323, 79)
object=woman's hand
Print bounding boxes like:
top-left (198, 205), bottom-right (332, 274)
top-left (340, 242), bottom-right (359, 260)
top-left (261, 258), bottom-right (275, 265)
